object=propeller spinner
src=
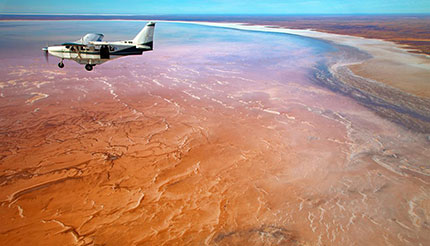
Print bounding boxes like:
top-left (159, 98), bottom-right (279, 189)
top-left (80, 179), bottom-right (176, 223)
top-left (42, 46), bottom-right (49, 63)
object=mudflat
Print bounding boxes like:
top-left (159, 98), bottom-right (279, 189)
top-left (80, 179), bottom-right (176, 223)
top-left (0, 20), bottom-right (429, 246)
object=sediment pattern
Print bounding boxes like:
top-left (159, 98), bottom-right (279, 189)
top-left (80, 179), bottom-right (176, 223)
top-left (312, 45), bottom-right (430, 133)
top-left (1, 23), bottom-right (429, 246)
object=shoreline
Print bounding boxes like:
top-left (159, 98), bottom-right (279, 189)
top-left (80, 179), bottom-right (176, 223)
top-left (172, 21), bottom-right (430, 132)
top-left (153, 20), bottom-right (430, 132)
top-left (4, 18), bottom-right (427, 98)
top-left (1, 18), bottom-right (429, 131)
top-left (169, 21), bottom-right (430, 99)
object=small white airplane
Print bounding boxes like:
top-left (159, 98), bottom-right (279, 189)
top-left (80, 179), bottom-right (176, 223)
top-left (42, 22), bottom-right (155, 71)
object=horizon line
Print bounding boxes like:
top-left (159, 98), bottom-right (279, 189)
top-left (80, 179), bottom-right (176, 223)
top-left (1, 13), bottom-right (430, 16)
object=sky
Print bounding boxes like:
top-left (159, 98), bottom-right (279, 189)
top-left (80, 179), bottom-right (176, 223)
top-left (0, 0), bottom-right (429, 15)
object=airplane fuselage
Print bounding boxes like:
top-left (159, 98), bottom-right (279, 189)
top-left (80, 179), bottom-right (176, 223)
top-left (47, 42), bottom-right (148, 65)
top-left (43, 21), bottom-right (155, 71)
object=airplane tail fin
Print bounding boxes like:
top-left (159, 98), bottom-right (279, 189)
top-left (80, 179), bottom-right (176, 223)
top-left (133, 22), bottom-right (155, 49)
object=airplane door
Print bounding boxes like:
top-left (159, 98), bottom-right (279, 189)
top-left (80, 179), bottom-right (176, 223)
top-left (100, 45), bottom-right (110, 59)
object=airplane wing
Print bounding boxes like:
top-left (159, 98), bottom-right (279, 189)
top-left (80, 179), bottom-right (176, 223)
top-left (61, 42), bottom-right (87, 46)
top-left (89, 41), bottom-right (132, 47)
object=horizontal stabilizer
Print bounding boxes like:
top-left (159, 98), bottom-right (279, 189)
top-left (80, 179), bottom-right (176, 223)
top-left (136, 44), bottom-right (152, 49)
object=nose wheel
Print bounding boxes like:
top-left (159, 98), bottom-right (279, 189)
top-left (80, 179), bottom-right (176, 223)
top-left (85, 64), bottom-right (94, 71)
top-left (58, 61), bottom-right (64, 68)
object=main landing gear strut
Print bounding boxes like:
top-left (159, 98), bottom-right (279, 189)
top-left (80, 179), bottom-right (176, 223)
top-left (57, 59), bottom-right (94, 71)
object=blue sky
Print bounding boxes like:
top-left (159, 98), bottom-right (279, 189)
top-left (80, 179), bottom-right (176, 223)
top-left (1, 0), bottom-right (429, 14)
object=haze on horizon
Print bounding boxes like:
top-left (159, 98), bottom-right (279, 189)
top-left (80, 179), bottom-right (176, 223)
top-left (1, 0), bottom-right (430, 15)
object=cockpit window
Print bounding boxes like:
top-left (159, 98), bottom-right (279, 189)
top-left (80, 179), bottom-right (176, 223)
top-left (76, 33), bottom-right (104, 45)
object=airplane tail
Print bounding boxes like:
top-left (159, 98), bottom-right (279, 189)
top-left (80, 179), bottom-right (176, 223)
top-left (133, 22), bottom-right (155, 49)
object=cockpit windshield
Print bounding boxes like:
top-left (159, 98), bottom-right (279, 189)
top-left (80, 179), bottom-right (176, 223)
top-left (75, 33), bottom-right (104, 45)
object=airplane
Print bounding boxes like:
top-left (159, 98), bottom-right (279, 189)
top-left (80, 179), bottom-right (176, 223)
top-left (42, 21), bottom-right (155, 71)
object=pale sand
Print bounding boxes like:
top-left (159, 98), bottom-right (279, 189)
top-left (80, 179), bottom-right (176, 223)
top-left (25, 92), bottom-right (49, 104)
top-left (158, 20), bottom-right (430, 99)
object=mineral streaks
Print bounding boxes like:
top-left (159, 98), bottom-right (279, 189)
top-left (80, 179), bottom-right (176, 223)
top-left (1, 47), bottom-right (429, 246)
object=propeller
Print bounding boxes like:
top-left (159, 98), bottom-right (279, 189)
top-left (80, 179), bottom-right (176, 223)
top-left (42, 45), bottom-right (49, 63)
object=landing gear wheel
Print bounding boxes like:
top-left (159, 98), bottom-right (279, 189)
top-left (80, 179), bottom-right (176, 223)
top-left (85, 64), bottom-right (93, 71)
top-left (58, 62), bottom-right (64, 68)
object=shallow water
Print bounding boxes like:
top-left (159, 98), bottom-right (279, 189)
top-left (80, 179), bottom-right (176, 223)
top-left (0, 20), bottom-right (336, 83)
